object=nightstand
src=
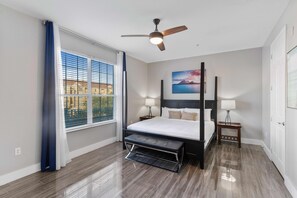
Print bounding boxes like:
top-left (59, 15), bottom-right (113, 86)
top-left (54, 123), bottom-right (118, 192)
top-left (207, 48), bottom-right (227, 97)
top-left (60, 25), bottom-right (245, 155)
top-left (139, 116), bottom-right (155, 121)
top-left (218, 122), bottom-right (242, 148)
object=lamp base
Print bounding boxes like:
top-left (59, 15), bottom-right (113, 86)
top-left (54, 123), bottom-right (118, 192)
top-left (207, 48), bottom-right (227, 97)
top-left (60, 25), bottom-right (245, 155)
top-left (225, 110), bottom-right (232, 125)
top-left (148, 106), bottom-right (152, 118)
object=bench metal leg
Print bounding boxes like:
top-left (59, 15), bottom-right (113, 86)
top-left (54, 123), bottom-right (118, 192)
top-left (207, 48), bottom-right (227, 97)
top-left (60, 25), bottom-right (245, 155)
top-left (125, 142), bottom-right (136, 160)
top-left (175, 153), bottom-right (179, 162)
top-left (177, 147), bottom-right (184, 172)
top-left (124, 141), bottom-right (185, 173)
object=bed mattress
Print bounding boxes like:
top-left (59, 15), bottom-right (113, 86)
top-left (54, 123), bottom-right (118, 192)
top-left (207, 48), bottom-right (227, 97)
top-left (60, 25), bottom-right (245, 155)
top-left (127, 117), bottom-right (215, 147)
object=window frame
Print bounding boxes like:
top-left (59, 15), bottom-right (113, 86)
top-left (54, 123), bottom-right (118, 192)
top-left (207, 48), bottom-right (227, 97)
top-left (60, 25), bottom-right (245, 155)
top-left (62, 49), bottom-right (116, 133)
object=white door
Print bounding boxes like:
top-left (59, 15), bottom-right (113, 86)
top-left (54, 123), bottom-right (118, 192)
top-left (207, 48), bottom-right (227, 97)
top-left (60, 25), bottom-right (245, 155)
top-left (270, 27), bottom-right (286, 177)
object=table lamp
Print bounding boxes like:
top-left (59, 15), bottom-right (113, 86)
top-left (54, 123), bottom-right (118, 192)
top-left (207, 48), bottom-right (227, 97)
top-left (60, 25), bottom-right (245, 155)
top-left (145, 98), bottom-right (155, 118)
top-left (221, 100), bottom-right (236, 125)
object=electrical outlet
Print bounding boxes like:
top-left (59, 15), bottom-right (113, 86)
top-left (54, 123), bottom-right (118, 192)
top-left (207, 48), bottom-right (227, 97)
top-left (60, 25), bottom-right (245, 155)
top-left (15, 147), bottom-right (21, 156)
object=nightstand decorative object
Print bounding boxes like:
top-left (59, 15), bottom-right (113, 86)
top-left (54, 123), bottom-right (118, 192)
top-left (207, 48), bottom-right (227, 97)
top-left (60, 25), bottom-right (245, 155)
top-left (145, 98), bottom-right (155, 118)
top-left (218, 122), bottom-right (241, 148)
top-left (221, 100), bottom-right (236, 125)
top-left (139, 116), bottom-right (155, 121)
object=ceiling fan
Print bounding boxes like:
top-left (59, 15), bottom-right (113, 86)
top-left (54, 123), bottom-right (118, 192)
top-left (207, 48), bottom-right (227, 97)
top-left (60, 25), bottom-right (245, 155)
top-left (121, 18), bottom-right (188, 51)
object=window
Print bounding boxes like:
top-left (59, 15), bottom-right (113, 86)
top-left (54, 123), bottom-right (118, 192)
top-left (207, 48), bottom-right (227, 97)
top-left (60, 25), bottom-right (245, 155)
top-left (62, 51), bottom-right (115, 129)
top-left (91, 60), bottom-right (114, 123)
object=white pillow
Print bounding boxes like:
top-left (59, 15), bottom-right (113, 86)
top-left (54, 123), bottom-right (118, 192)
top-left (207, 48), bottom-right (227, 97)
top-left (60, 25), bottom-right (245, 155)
top-left (161, 107), bottom-right (169, 118)
top-left (184, 108), bottom-right (212, 121)
top-left (204, 109), bottom-right (212, 121)
top-left (161, 107), bottom-right (183, 118)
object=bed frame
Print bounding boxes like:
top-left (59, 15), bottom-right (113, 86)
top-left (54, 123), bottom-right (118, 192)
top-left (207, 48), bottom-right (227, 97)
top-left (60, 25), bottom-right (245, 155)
top-left (122, 62), bottom-right (218, 169)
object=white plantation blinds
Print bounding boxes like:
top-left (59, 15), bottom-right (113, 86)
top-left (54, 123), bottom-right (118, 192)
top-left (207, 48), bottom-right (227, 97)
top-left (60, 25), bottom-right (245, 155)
top-left (61, 51), bottom-right (115, 129)
top-left (62, 52), bottom-right (88, 94)
top-left (91, 60), bottom-right (114, 123)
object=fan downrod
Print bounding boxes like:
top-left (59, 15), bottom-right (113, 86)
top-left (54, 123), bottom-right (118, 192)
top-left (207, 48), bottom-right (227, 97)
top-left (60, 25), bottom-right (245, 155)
top-left (153, 18), bottom-right (160, 31)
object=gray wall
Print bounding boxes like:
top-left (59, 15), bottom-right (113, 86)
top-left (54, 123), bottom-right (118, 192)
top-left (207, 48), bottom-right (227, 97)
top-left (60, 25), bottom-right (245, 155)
top-left (148, 48), bottom-right (262, 140)
top-left (60, 31), bottom-right (117, 65)
top-left (67, 124), bottom-right (116, 151)
top-left (262, 0), bottom-right (297, 193)
top-left (0, 4), bottom-right (44, 175)
top-left (261, 46), bottom-right (271, 148)
top-left (0, 4), bottom-right (148, 176)
top-left (126, 56), bottom-right (148, 124)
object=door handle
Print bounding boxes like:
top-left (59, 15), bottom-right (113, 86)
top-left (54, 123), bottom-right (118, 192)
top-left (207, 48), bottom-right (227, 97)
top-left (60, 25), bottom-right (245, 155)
top-left (277, 122), bottom-right (285, 126)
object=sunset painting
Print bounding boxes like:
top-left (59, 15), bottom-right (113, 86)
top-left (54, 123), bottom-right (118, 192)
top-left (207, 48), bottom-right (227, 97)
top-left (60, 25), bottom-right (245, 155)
top-left (172, 69), bottom-right (206, 93)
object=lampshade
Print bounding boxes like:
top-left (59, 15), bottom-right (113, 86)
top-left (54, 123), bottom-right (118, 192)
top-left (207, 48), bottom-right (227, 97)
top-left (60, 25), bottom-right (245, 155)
top-left (221, 100), bottom-right (236, 110)
top-left (145, 98), bottom-right (155, 106)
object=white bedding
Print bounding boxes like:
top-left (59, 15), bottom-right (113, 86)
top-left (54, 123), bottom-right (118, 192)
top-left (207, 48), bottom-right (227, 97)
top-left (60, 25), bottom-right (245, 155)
top-left (127, 117), bottom-right (215, 147)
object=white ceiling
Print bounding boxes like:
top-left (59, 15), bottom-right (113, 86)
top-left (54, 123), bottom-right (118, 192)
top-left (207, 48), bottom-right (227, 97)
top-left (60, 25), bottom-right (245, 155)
top-left (0, 0), bottom-right (289, 63)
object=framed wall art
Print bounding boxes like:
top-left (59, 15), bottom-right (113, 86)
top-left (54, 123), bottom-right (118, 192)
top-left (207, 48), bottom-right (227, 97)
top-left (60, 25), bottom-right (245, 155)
top-left (172, 69), bottom-right (206, 94)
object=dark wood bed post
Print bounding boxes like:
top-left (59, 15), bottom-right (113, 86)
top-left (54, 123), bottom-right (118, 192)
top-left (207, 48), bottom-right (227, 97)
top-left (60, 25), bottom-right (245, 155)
top-left (160, 80), bottom-right (164, 116)
top-left (122, 52), bottom-right (128, 149)
top-left (199, 62), bottom-right (205, 169)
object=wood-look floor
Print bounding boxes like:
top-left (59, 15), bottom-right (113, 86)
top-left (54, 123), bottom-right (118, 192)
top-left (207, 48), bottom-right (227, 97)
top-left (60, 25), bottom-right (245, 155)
top-left (0, 142), bottom-right (292, 198)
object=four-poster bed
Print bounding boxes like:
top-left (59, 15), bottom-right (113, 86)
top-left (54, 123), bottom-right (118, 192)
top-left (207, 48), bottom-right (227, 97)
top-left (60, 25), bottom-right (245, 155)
top-left (122, 62), bottom-right (218, 169)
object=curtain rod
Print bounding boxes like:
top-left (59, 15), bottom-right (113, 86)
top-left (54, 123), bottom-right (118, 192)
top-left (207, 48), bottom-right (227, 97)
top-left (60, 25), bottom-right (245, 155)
top-left (42, 20), bottom-right (120, 53)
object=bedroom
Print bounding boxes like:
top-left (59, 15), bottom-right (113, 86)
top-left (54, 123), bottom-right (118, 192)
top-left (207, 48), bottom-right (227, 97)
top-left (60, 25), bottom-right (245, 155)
top-left (0, 0), bottom-right (297, 197)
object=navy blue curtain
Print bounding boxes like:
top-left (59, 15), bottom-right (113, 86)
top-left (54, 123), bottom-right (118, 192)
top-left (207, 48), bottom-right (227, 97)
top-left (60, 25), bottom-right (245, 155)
top-left (41, 21), bottom-right (56, 172)
top-left (123, 52), bottom-right (126, 72)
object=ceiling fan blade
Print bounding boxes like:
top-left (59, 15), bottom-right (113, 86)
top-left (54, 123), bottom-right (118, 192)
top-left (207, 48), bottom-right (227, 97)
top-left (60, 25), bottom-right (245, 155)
top-left (162, 26), bottom-right (188, 36)
top-left (157, 42), bottom-right (165, 51)
top-left (121, 34), bottom-right (149, 37)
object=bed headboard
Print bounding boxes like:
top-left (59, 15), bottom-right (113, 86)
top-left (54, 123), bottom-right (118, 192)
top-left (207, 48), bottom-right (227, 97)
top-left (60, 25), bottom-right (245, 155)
top-left (160, 74), bottom-right (218, 135)
top-left (161, 99), bottom-right (217, 121)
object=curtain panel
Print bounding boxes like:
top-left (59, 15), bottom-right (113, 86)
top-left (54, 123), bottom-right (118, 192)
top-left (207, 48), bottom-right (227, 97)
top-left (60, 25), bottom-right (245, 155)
top-left (41, 21), bottom-right (71, 171)
top-left (41, 21), bottom-right (56, 171)
top-left (116, 52), bottom-right (127, 141)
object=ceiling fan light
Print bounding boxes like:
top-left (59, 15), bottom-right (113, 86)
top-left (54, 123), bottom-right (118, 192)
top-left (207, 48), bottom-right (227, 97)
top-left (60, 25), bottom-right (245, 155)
top-left (149, 31), bottom-right (163, 45)
top-left (150, 37), bottom-right (163, 45)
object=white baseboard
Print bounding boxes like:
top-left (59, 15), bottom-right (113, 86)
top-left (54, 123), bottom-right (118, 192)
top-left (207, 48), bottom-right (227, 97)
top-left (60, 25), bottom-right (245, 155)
top-left (69, 137), bottom-right (117, 159)
top-left (262, 142), bottom-right (272, 160)
top-left (285, 176), bottom-right (297, 198)
top-left (241, 138), bottom-right (263, 145)
top-left (0, 137), bottom-right (117, 187)
top-left (0, 163), bottom-right (40, 186)
top-left (241, 138), bottom-right (271, 160)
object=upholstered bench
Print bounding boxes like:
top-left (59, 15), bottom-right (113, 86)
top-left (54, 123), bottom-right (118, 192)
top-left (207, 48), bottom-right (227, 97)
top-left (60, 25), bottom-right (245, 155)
top-left (124, 134), bottom-right (184, 172)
